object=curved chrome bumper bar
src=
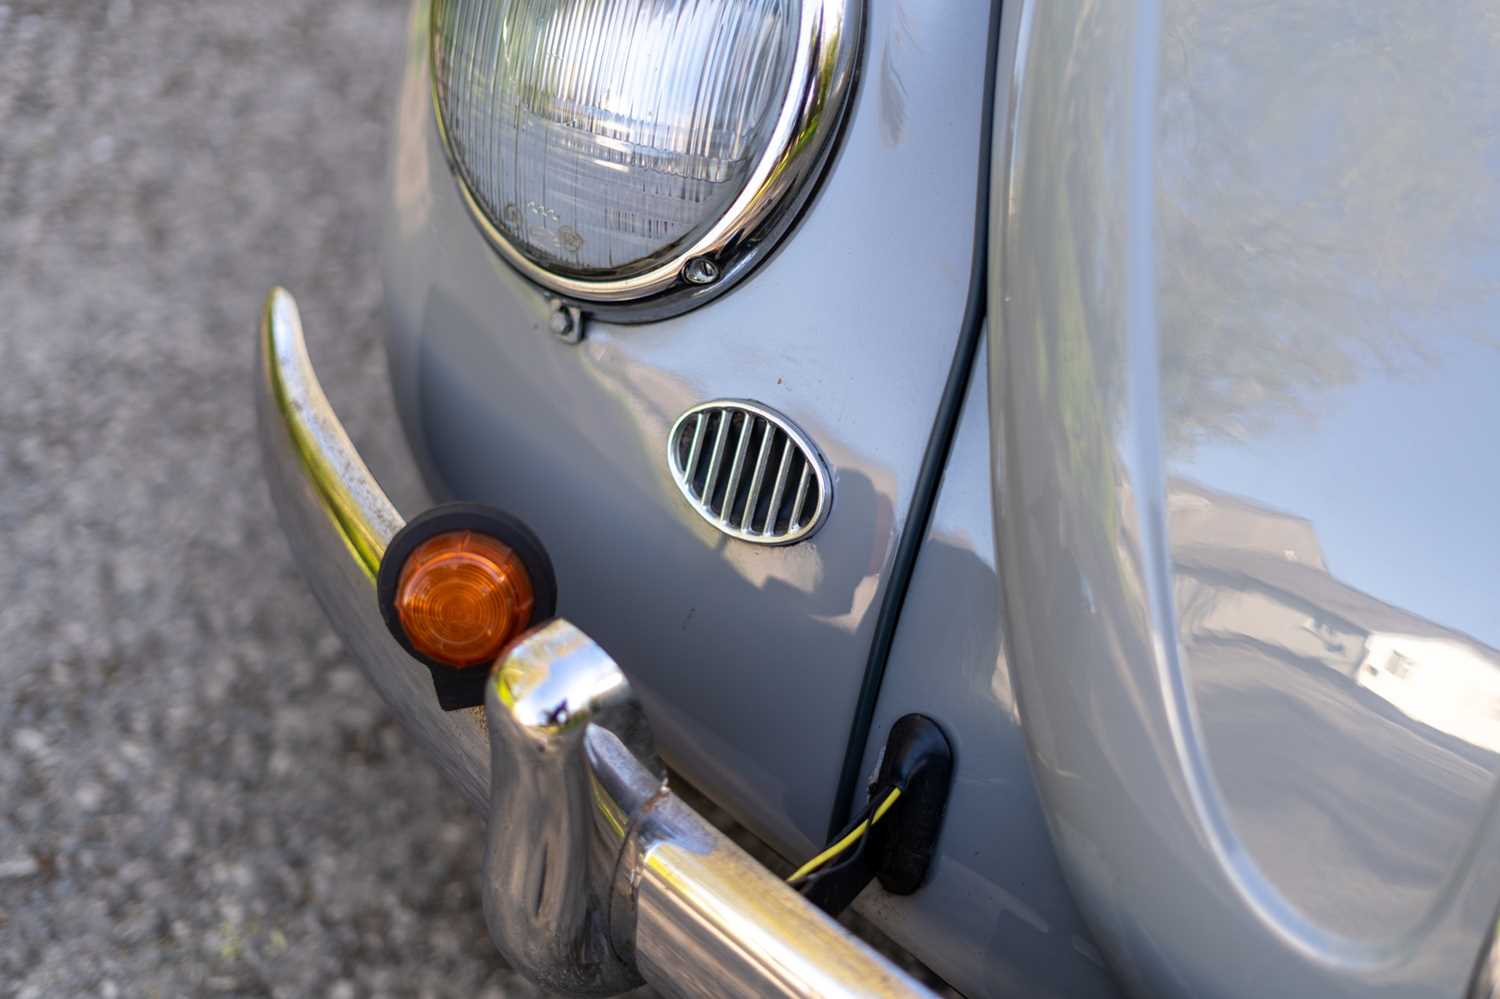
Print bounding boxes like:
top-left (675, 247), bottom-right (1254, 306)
top-left (257, 288), bottom-right (932, 998)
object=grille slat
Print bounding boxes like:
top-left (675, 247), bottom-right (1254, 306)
top-left (669, 401), bottom-right (828, 545)
top-left (789, 463), bottom-right (813, 531)
top-left (740, 420), bottom-right (777, 533)
top-left (683, 412), bottom-right (709, 485)
top-left (763, 440), bottom-right (796, 535)
top-left (700, 411), bottom-right (732, 506)
top-left (719, 415), bottom-right (755, 524)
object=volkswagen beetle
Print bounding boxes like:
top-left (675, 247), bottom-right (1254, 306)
top-left (257, 0), bottom-right (1500, 995)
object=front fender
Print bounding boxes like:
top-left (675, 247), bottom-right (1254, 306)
top-left (991, 1), bottom-right (1500, 997)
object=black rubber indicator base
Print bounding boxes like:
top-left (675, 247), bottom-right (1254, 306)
top-left (800, 714), bottom-right (954, 917)
top-left (376, 503), bottom-right (557, 711)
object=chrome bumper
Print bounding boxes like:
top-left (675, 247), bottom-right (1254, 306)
top-left (257, 289), bottom-right (932, 999)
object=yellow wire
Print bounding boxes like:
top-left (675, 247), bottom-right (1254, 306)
top-left (787, 787), bottom-right (903, 885)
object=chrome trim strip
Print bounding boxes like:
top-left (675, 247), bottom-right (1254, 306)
top-left (258, 289), bottom-right (929, 999)
top-left (428, 0), bottom-right (865, 308)
top-left (261, 289), bottom-right (402, 579)
top-left (257, 287), bottom-right (491, 806)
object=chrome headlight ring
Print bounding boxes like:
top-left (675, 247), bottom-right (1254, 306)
top-left (429, 0), bottom-right (864, 319)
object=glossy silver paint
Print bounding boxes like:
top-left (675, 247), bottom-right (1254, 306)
top-left (990, 1), bottom-right (1500, 996)
top-left (260, 287), bottom-right (933, 999)
top-left (1473, 918), bottom-right (1500, 999)
top-left (383, 0), bottom-right (995, 859)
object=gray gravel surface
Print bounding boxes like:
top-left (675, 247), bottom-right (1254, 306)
top-left (0, 1), bottom-right (556, 995)
top-left (0, 3), bottom-right (954, 996)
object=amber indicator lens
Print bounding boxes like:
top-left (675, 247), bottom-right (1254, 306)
top-left (394, 530), bottom-right (535, 668)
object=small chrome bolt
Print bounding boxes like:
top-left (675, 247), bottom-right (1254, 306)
top-left (544, 298), bottom-right (584, 344)
top-left (683, 257), bottom-right (720, 285)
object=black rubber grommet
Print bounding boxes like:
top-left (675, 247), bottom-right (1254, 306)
top-left (869, 714), bottom-right (953, 895)
top-left (376, 502), bottom-right (558, 711)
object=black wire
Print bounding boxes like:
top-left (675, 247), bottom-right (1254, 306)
top-left (829, 787), bottom-right (885, 841)
top-left (826, 0), bottom-right (1008, 842)
top-left (795, 825), bottom-right (874, 897)
top-left (793, 783), bottom-right (900, 893)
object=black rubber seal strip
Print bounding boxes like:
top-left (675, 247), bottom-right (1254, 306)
top-left (376, 502), bottom-right (557, 711)
top-left (826, 0), bottom-right (1006, 841)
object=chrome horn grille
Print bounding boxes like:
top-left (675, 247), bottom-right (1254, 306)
top-left (668, 401), bottom-right (830, 545)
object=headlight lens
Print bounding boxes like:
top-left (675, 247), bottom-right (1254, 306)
top-left (430, 0), bottom-right (860, 306)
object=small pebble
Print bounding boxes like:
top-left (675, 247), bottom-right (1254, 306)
top-left (0, 856), bottom-right (39, 880)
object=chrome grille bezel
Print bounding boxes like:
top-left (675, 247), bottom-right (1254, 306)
top-left (668, 401), bottom-right (830, 545)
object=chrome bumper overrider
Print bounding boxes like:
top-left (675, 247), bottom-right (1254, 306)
top-left (257, 289), bottom-right (932, 998)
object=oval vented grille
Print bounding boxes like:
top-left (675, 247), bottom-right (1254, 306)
top-left (668, 401), bottom-right (830, 545)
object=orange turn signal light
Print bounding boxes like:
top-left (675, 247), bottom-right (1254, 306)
top-left (393, 530), bottom-right (535, 669)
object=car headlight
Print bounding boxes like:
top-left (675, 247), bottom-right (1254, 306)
top-left (430, 0), bottom-right (862, 310)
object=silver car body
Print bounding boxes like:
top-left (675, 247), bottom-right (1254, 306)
top-left (992, 1), bottom-right (1500, 996)
top-left (378, 0), bottom-right (1500, 995)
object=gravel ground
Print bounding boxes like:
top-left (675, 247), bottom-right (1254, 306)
top-left (0, 1), bottom-right (553, 995)
top-left (0, 3), bottom-right (955, 997)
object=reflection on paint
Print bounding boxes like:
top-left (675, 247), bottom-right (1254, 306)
top-left (1168, 480), bottom-right (1500, 938)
